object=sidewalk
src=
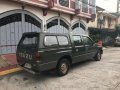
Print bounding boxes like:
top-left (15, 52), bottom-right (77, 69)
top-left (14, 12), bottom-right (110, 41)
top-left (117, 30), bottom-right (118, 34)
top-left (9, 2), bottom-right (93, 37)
top-left (0, 54), bottom-right (22, 76)
top-left (103, 47), bottom-right (107, 50)
top-left (103, 46), bottom-right (114, 50)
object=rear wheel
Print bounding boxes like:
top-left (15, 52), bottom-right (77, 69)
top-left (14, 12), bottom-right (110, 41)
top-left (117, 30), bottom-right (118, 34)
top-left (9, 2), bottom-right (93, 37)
top-left (57, 59), bottom-right (70, 76)
top-left (95, 51), bottom-right (102, 61)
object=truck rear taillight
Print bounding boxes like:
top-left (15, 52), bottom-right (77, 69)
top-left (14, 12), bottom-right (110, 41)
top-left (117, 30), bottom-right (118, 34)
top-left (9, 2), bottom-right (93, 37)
top-left (35, 52), bottom-right (42, 61)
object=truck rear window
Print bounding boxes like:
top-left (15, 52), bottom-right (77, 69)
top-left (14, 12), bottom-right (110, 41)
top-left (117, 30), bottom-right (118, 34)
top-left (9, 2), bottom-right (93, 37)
top-left (19, 35), bottom-right (38, 47)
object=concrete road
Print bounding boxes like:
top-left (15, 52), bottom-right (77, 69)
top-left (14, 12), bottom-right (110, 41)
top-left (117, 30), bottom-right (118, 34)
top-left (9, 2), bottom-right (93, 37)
top-left (0, 47), bottom-right (120, 90)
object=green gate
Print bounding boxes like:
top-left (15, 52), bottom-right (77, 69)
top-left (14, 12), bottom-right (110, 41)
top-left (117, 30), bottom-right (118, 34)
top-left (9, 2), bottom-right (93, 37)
top-left (88, 28), bottom-right (118, 46)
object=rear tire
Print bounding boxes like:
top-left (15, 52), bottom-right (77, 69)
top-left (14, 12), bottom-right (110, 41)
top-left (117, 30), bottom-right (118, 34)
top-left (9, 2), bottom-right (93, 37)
top-left (57, 59), bottom-right (70, 76)
top-left (94, 51), bottom-right (102, 61)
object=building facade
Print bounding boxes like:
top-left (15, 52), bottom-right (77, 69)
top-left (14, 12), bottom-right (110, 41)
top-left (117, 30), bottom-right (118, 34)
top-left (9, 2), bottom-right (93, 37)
top-left (0, 0), bottom-right (96, 56)
top-left (88, 6), bottom-right (104, 28)
top-left (88, 6), bottom-right (117, 29)
top-left (97, 12), bottom-right (117, 29)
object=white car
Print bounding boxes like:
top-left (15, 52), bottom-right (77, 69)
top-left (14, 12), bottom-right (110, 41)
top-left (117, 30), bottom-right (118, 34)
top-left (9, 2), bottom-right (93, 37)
top-left (114, 37), bottom-right (120, 46)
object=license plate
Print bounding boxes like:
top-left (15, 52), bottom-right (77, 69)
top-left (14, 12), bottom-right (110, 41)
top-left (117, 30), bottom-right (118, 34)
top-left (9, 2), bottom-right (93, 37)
top-left (24, 63), bottom-right (32, 69)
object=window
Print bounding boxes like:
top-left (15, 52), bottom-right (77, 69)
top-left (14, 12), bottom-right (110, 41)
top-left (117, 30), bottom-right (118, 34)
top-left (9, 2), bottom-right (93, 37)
top-left (25, 14), bottom-right (41, 28)
top-left (72, 23), bottom-right (79, 30)
top-left (82, 0), bottom-right (88, 13)
top-left (83, 36), bottom-right (93, 46)
top-left (108, 18), bottom-right (112, 28)
top-left (20, 34), bottom-right (38, 47)
top-left (73, 36), bottom-right (83, 46)
top-left (46, 18), bottom-right (69, 34)
top-left (59, 0), bottom-right (69, 7)
top-left (57, 36), bottom-right (68, 46)
top-left (60, 20), bottom-right (69, 29)
top-left (82, 3), bottom-right (88, 13)
top-left (89, 0), bottom-right (96, 14)
top-left (23, 37), bottom-right (37, 45)
top-left (80, 23), bottom-right (86, 30)
top-left (0, 13), bottom-right (21, 27)
top-left (47, 19), bottom-right (58, 29)
top-left (44, 36), bottom-right (58, 47)
top-left (89, 6), bottom-right (96, 14)
top-left (82, 0), bottom-right (88, 4)
top-left (89, 0), bottom-right (95, 6)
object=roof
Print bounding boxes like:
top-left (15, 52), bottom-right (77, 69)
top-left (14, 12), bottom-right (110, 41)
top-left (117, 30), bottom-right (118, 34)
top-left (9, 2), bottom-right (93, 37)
top-left (98, 11), bottom-right (117, 19)
top-left (96, 6), bottom-right (105, 12)
top-left (111, 13), bottom-right (120, 17)
top-left (96, 6), bottom-right (117, 18)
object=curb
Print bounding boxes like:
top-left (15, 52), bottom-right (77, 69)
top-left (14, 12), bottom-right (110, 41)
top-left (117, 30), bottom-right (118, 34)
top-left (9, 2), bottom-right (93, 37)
top-left (0, 66), bottom-right (22, 76)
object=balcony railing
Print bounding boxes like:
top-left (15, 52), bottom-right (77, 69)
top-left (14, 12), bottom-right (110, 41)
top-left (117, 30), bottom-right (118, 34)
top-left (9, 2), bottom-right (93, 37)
top-left (17, 0), bottom-right (96, 18)
top-left (53, 0), bottom-right (96, 14)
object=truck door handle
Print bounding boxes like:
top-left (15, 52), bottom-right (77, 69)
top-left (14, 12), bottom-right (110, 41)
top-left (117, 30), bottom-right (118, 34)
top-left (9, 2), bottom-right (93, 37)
top-left (76, 49), bottom-right (78, 52)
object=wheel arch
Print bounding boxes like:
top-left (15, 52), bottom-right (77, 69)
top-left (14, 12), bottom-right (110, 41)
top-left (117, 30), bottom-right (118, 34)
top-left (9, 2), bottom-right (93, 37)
top-left (56, 55), bottom-right (72, 67)
top-left (98, 48), bottom-right (103, 54)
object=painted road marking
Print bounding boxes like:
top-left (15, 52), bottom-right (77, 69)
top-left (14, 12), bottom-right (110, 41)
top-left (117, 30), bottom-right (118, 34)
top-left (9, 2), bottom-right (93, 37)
top-left (0, 67), bottom-right (22, 76)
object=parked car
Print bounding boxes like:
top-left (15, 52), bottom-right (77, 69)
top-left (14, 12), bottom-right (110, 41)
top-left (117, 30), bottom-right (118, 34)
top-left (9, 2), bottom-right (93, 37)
top-left (16, 32), bottom-right (103, 76)
top-left (114, 36), bottom-right (120, 46)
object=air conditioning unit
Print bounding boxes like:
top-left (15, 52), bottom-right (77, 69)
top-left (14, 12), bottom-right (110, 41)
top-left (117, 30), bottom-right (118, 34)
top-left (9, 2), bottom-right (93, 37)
top-left (91, 6), bottom-right (96, 21)
top-left (75, 0), bottom-right (82, 14)
top-left (91, 14), bottom-right (96, 21)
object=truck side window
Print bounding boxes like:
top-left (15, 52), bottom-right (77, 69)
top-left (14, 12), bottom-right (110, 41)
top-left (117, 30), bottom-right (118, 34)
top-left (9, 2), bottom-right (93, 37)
top-left (83, 36), bottom-right (93, 46)
top-left (73, 36), bottom-right (83, 46)
top-left (57, 36), bottom-right (69, 46)
top-left (44, 36), bottom-right (58, 47)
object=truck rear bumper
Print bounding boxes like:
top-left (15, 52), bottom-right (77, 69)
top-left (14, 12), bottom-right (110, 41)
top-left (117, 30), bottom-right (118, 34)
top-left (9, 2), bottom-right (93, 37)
top-left (19, 65), bottom-right (40, 75)
top-left (18, 61), bottom-right (57, 74)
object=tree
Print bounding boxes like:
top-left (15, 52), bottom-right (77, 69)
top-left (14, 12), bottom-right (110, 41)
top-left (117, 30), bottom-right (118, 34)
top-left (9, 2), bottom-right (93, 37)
top-left (115, 24), bottom-right (120, 36)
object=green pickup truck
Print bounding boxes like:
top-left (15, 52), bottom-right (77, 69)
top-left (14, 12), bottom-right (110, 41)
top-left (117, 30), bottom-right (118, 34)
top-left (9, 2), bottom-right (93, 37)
top-left (16, 32), bottom-right (103, 76)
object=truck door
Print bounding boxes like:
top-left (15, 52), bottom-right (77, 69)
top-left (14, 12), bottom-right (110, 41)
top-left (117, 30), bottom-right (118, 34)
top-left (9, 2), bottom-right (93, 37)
top-left (16, 33), bottom-right (39, 67)
top-left (72, 35), bottom-right (86, 63)
top-left (82, 36), bottom-right (96, 59)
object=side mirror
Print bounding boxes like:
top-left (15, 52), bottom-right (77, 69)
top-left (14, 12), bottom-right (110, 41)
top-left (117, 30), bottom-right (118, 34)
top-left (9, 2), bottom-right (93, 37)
top-left (97, 41), bottom-right (103, 46)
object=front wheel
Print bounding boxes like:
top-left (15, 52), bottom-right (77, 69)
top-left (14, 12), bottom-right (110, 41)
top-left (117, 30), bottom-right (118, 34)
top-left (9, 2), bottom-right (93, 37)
top-left (94, 51), bottom-right (102, 61)
top-left (57, 59), bottom-right (70, 76)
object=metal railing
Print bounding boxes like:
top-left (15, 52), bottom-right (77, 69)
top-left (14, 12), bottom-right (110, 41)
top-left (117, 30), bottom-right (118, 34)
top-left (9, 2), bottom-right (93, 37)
top-left (54, 0), bottom-right (96, 14)
top-left (29, 0), bottom-right (96, 15)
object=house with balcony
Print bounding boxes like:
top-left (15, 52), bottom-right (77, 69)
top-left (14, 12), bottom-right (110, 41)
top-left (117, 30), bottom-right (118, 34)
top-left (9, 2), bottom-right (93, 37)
top-left (98, 11), bottom-right (117, 29)
top-left (0, 0), bottom-right (96, 57)
top-left (88, 6), bottom-right (117, 29)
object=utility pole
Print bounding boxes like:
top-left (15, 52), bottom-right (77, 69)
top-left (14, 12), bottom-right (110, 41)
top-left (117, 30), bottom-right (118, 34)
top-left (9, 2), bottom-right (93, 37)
top-left (117, 0), bottom-right (120, 24)
top-left (117, 0), bottom-right (120, 13)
